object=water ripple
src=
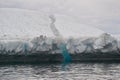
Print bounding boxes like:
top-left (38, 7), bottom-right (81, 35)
top-left (0, 63), bottom-right (120, 80)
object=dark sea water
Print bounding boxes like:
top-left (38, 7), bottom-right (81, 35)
top-left (0, 63), bottom-right (120, 80)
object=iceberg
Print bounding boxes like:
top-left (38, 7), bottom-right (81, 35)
top-left (0, 8), bottom-right (120, 62)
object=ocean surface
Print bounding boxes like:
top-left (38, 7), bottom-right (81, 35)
top-left (0, 63), bottom-right (120, 80)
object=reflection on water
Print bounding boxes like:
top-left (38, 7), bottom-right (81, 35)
top-left (0, 63), bottom-right (120, 80)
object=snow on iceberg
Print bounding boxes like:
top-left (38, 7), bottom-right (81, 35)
top-left (0, 8), bottom-right (120, 55)
top-left (0, 8), bottom-right (104, 39)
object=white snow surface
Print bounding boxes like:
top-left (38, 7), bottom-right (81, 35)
top-left (0, 8), bottom-right (119, 54)
top-left (0, 8), bottom-right (54, 39)
top-left (0, 8), bottom-right (104, 39)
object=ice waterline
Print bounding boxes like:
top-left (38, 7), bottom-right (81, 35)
top-left (49, 15), bottom-right (71, 69)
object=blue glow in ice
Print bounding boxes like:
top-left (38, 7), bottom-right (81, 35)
top-left (60, 43), bottom-right (71, 66)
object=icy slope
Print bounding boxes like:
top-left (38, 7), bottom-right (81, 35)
top-left (0, 8), bottom-right (104, 39)
top-left (0, 8), bottom-right (54, 39)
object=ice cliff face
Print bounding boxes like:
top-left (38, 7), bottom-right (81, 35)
top-left (66, 33), bottom-right (119, 54)
top-left (94, 33), bottom-right (118, 53)
top-left (0, 33), bottom-right (119, 54)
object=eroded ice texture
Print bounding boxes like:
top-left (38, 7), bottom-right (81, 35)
top-left (0, 33), bottom-right (120, 55)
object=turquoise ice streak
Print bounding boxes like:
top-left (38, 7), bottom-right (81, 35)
top-left (60, 43), bottom-right (71, 66)
top-left (49, 15), bottom-right (71, 69)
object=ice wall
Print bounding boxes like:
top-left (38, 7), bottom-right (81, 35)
top-left (0, 33), bottom-right (119, 55)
